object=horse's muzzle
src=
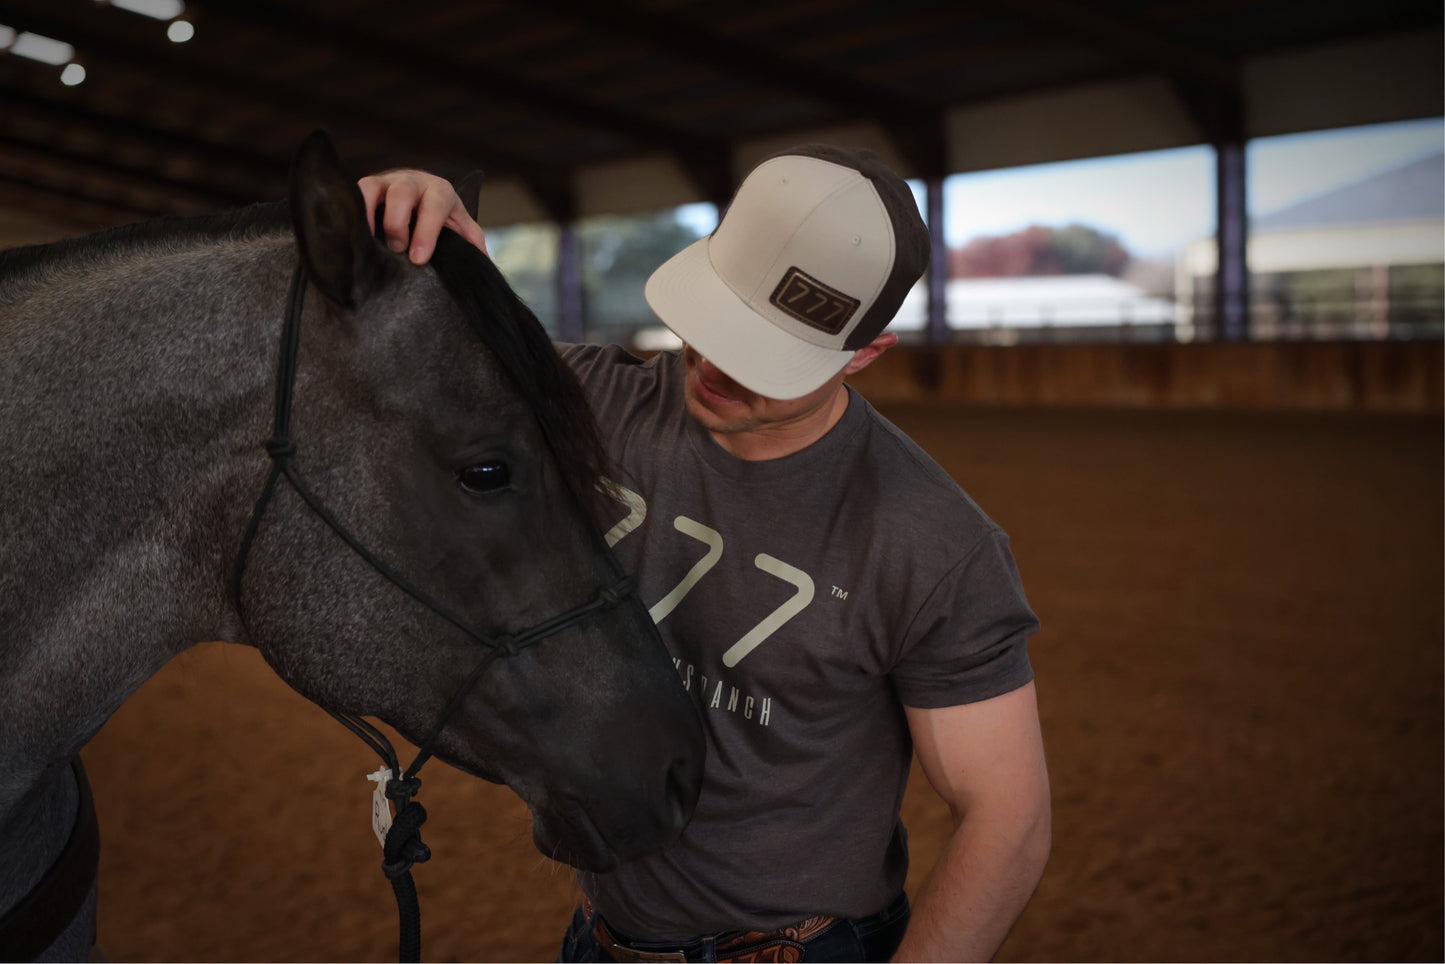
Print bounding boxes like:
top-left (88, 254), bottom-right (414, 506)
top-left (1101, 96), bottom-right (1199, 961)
top-left (529, 745), bottom-right (701, 871)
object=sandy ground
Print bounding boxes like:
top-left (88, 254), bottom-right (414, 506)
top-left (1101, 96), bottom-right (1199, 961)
top-left (80, 405), bottom-right (1443, 962)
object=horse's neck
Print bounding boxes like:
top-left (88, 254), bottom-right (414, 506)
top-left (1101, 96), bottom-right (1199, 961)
top-left (0, 233), bottom-right (294, 807)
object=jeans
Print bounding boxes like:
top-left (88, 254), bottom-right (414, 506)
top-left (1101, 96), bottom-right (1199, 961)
top-left (557, 893), bottom-right (911, 963)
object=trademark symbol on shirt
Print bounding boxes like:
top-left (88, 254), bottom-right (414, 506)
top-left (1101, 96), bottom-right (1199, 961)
top-left (831, 586), bottom-right (849, 600)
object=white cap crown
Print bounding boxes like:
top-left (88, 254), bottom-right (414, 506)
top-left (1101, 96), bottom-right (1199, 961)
top-left (645, 144), bottom-right (929, 400)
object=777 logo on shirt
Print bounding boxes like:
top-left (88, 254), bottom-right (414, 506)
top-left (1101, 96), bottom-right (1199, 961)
top-left (602, 480), bottom-right (816, 667)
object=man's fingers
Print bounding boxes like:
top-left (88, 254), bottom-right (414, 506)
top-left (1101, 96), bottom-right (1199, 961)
top-left (407, 187), bottom-right (456, 264)
top-left (357, 176), bottom-right (384, 234)
top-left (380, 178), bottom-right (421, 255)
top-left (355, 169), bottom-right (488, 264)
top-left (451, 216), bottom-right (489, 255)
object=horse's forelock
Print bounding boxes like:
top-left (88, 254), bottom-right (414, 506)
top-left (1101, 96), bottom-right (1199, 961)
top-left (428, 230), bottom-right (610, 519)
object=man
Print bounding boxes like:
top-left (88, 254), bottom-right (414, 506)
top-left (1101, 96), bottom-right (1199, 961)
top-left (361, 145), bottom-right (1050, 962)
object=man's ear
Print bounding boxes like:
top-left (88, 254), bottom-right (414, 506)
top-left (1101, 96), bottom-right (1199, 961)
top-left (844, 332), bottom-right (898, 375)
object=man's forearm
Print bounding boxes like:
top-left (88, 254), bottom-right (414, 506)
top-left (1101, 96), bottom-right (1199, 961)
top-left (892, 804), bottom-right (1051, 962)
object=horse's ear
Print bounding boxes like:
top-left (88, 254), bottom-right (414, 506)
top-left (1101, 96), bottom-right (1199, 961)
top-left (289, 131), bottom-right (383, 309)
top-left (454, 170), bottom-right (485, 221)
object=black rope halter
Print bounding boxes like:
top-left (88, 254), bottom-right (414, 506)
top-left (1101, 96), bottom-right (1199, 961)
top-left (232, 263), bottom-right (636, 963)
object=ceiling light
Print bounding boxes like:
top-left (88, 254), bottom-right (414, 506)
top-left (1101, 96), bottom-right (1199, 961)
top-left (10, 31), bottom-right (75, 66)
top-left (166, 19), bottom-right (194, 42)
top-left (107, 0), bottom-right (185, 20)
top-left (0, 25), bottom-right (14, 52)
top-left (60, 63), bottom-right (86, 86)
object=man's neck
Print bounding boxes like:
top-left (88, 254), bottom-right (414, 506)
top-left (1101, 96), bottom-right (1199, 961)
top-left (707, 384), bottom-right (852, 461)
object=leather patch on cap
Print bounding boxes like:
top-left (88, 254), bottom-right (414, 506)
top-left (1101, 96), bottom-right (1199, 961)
top-left (768, 267), bottom-right (860, 335)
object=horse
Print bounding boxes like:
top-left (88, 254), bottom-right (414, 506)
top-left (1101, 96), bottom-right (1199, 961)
top-left (0, 132), bottom-right (704, 961)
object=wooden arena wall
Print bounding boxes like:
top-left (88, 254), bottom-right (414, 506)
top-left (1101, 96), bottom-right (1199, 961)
top-left (850, 341), bottom-right (1443, 412)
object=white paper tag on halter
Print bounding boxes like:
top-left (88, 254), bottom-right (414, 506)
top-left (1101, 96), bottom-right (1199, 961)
top-left (367, 767), bottom-right (394, 849)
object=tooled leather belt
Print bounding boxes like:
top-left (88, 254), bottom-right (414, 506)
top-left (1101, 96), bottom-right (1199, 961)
top-left (582, 897), bottom-right (839, 964)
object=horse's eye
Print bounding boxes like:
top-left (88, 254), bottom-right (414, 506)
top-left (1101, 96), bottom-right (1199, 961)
top-left (459, 461), bottom-right (510, 494)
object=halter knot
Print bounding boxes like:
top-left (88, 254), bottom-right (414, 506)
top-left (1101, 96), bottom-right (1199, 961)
top-left (381, 801), bottom-right (431, 879)
top-left (598, 577), bottom-right (636, 608)
top-left (384, 775), bottom-right (423, 803)
top-left (265, 437), bottom-right (297, 461)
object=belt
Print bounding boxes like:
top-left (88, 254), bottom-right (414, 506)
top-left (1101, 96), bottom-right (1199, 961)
top-left (582, 897), bottom-right (840, 964)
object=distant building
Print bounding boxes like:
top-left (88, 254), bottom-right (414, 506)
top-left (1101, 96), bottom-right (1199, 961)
top-left (631, 273), bottom-right (1181, 350)
top-left (891, 274), bottom-right (1179, 342)
top-left (1176, 152), bottom-right (1445, 339)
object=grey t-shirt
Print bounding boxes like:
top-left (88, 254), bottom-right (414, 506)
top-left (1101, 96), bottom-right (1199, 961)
top-left (562, 345), bottom-right (1037, 939)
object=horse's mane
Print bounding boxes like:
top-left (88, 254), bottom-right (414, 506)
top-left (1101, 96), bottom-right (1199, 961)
top-left (0, 202), bottom-right (291, 282)
top-left (0, 205), bottom-right (607, 518)
top-left (429, 229), bottom-right (609, 519)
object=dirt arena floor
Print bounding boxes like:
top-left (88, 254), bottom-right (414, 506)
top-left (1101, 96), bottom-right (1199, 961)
top-left (81, 404), bottom-right (1443, 962)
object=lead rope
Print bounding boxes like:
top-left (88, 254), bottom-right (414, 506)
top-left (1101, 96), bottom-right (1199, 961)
top-left (328, 713), bottom-right (430, 963)
top-left (234, 262), bottom-right (635, 963)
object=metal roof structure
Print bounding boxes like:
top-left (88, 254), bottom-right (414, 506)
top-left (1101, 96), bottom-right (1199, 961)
top-left (0, 0), bottom-right (1440, 236)
top-left (1253, 151), bottom-right (1444, 232)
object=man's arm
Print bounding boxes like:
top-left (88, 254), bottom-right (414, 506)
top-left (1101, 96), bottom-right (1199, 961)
top-left (356, 169), bottom-right (488, 264)
top-left (894, 682), bottom-right (1051, 962)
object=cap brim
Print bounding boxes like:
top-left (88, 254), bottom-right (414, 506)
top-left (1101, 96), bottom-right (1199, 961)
top-left (645, 238), bottom-right (853, 401)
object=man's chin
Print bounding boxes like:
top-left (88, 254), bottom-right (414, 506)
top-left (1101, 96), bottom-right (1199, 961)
top-left (684, 390), bottom-right (729, 426)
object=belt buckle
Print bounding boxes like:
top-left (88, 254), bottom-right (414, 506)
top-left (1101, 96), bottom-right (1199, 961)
top-left (591, 914), bottom-right (688, 963)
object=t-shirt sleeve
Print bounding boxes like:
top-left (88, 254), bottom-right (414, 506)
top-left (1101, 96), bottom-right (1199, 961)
top-left (555, 343), bottom-right (664, 453)
top-left (889, 528), bottom-right (1039, 708)
top-left (555, 342), bottom-right (604, 384)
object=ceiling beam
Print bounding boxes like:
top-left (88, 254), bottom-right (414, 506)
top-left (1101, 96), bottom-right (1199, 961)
top-left (1, 86), bottom-right (290, 195)
top-left (0, 172), bottom-right (167, 224)
top-left (526, 0), bottom-right (949, 178)
top-left (1170, 77), bottom-right (1246, 145)
top-left (0, 3), bottom-right (583, 221)
top-left (186, 0), bottom-right (735, 204)
top-left (190, 0), bottom-right (728, 190)
top-left (991, 0), bottom-right (1241, 91)
top-left (981, 0), bottom-right (1244, 146)
top-left (0, 131), bottom-right (264, 211)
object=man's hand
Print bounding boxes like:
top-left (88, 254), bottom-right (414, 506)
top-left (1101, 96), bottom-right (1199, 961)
top-left (357, 169), bottom-right (489, 265)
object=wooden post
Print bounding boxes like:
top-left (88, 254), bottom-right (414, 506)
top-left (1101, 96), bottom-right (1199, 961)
top-left (926, 176), bottom-right (948, 344)
top-left (1215, 141), bottom-right (1249, 341)
top-left (557, 223), bottom-right (584, 342)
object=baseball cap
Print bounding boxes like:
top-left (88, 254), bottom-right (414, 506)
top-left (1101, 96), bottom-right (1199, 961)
top-left (644, 144), bottom-right (930, 400)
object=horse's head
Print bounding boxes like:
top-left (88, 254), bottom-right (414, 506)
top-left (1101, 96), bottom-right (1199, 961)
top-left (236, 132), bottom-right (702, 871)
